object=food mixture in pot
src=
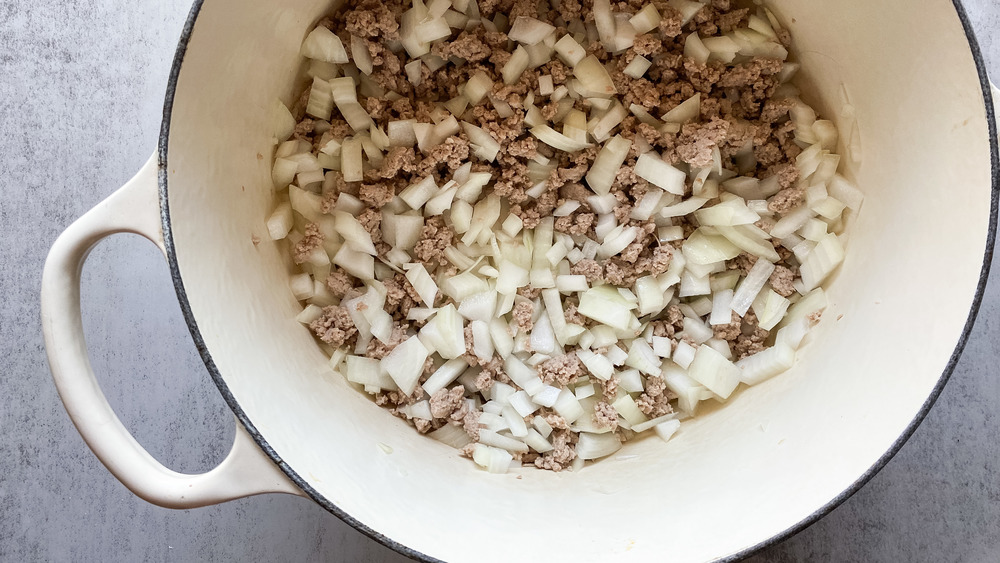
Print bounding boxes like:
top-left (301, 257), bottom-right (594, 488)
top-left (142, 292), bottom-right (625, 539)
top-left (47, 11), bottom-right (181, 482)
top-left (266, 0), bottom-right (863, 472)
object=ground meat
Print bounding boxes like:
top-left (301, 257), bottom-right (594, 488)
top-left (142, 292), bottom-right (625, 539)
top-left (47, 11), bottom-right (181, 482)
top-left (543, 412), bottom-right (570, 430)
top-left (676, 117), bottom-right (730, 167)
top-left (768, 186), bottom-right (804, 213)
top-left (310, 305), bottom-right (357, 348)
top-left (563, 301), bottom-right (585, 326)
top-left (365, 323), bottom-right (408, 359)
top-left (636, 391), bottom-right (672, 418)
top-left (713, 311), bottom-right (743, 341)
top-left (380, 146), bottom-right (416, 178)
top-left (571, 259), bottom-right (603, 283)
top-left (733, 311), bottom-right (770, 359)
top-left (430, 386), bottom-right (466, 419)
top-left (601, 375), bottom-right (620, 401)
top-left (554, 213), bottom-right (596, 235)
top-left (512, 300), bottom-right (534, 333)
top-left (413, 217), bottom-right (454, 266)
top-left (292, 223), bottom-right (324, 264)
top-left (658, 6), bottom-right (684, 37)
top-left (593, 401), bottom-right (619, 430)
top-left (770, 265), bottom-right (797, 297)
top-left (326, 270), bottom-right (355, 297)
top-left (538, 353), bottom-right (585, 386)
top-left (437, 31), bottom-right (492, 62)
top-left (533, 430), bottom-right (577, 471)
top-left (359, 183), bottom-right (394, 208)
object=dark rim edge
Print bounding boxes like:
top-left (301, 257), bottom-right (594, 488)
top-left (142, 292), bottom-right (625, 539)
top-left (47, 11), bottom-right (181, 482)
top-left (156, 1), bottom-right (999, 562)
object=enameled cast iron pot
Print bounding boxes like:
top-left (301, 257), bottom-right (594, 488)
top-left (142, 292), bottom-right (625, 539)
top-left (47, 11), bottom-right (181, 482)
top-left (41, 0), bottom-right (1000, 560)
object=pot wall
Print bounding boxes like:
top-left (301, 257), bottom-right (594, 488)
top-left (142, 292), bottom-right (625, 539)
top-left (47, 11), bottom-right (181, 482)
top-left (161, 0), bottom-right (994, 560)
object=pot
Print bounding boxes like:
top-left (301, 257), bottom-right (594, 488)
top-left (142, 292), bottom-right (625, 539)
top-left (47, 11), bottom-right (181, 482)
top-left (41, 0), bottom-right (999, 560)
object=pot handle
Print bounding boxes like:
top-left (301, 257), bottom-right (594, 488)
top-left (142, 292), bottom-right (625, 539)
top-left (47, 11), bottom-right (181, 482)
top-left (41, 154), bottom-right (303, 508)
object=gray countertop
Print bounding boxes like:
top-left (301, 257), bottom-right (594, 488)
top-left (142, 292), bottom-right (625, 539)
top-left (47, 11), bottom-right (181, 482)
top-left (2, 1), bottom-right (999, 561)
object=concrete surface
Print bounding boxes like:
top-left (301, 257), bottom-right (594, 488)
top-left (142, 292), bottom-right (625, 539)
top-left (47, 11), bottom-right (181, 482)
top-left (1, 1), bottom-right (998, 561)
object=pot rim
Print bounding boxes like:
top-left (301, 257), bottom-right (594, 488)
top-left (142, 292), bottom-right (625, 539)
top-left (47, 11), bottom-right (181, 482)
top-left (156, 1), bottom-right (1000, 561)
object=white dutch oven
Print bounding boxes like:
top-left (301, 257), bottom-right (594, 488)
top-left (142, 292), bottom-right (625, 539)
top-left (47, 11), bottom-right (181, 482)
top-left (41, 0), bottom-right (999, 561)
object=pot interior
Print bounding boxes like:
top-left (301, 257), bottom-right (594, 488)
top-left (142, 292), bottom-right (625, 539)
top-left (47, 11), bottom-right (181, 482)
top-left (161, 0), bottom-right (994, 560)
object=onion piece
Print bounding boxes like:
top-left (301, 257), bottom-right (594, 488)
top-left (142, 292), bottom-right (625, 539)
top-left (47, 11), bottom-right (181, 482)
top-left (800, 233), bottom-right (845, 291)
top-left (663, 93), bottom-right (701, 124)
top-left (554, 34), bottom-right (587, 66)
top-left (340, 137), bottom-right (363, 182)
top-left (301, 26), bottom-right (350, 63)
top-left (462, 122), bottom-right (501, 162)
top-left (577, 285), bottom-right (637, 331)
top-left (592, 0), bottom-right (616, 51)
top-left (508, 16), bottom-right (556, 45)
top-left (716, 225), bottom-right (781, 262)
top-left (629, 4), bottom-right (661, 34)
top-left (576, 432), bottom-right (622, 460)
top-left (272, 99), bottom-right (296, 142)
top-left (731, 259), bottom-right (775, 316)
top-left (463, 71), bottom-right (494, 104)
top-left (381, 336), bottom-right (430, 395)
top-left (530, 124), bottom-right (593, 152)
top-left (682, 228), bottom-right (741, 265)
top-left (503, 45), bottom-right (530, 84)
top-left (586, 135), bottom-right (632, 195)
top-left (266, 202), bottom-right (294, 240)
top-left (737, 342), bottom-right (795, 386)
top-left (684, 33), bottom-right (710, 64)
top-left (687, 344), bottom-right (741, 399)
top-left (573, 55), bottom-right (617, 97)
top-left (623, 55), bottom-right (652, 79)
top-left (472, 444), bottom-right (514, 473)
top-left (634, 152), bottom-right (687, 195)
top-left (403, 263), bottom-right (439, 306)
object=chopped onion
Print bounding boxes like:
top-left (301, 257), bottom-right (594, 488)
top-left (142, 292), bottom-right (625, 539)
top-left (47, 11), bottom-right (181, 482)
top-left (552, 388), bottom-right (585, 423)
top-left (508, 16), bottom-right (556, 45)
top-left (576, 432), bottom-right (622, 460)
top-left (462, 122), bottom-right (501, 162)
top-left (716, 224), bottom-right (781, 262)
top-left (634, 152), bottom-right (686, 195)
top-left (403, 263), bottom-right (438, 306)
top-left (800, 233), bottom-right (845, 291)
top-left (687, 344), bottom-right (741, 399)
top-left (381, 336), bottom-right (430, 395)
top-left (731, 259), bottom-right (775, 316)
top-left (684, 33), bottom-right (710, 64)
top-left (530, 124), bottom-right (593, 152)
top-left (585, 135), bottom-right (631, 195)
top-left (301, 26), bottom-right (349, 63)
top-left (737, 342), bottom-right (795, 386)
top-left (333, 211), bottom-right (377, 255)
top-left (752, 288), bottom-right (791, 331)
top-left (653, 419), bottom-right (681, 442)
top-left (828, 174), bottom-right (864, 211)
top-left (576, 349), bottom-right (614, 380)
top-left (574, 55), bottom-right (617, 97)
top-left (472, 444), bottom-right (515, 473)
top-left (422, 357), bottom-right (468, 395)
top-left (625, 339), bottom-right (661, 376)
top-left (503, 45), bottom-right (530, 84)
top-left (578, 285), bottom-right (637, 331)
top-left (554, 34), bottom-right (586, 66)
top-left (623, 55), bottom-right (652, 79)
top-left (429, 423), bottom-right (473, 449)
top-left (629, 4), bottom-right (661, 34)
